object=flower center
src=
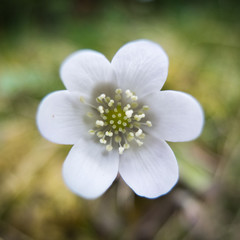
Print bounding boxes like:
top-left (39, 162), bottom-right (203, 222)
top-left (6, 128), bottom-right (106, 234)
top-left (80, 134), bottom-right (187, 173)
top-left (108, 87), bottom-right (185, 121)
top-left (82, 88), bottom-right (152, 154)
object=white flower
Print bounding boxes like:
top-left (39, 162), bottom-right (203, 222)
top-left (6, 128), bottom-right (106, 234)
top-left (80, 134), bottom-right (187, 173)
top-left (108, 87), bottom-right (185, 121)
top-left (37, 40), bottom-right (204, 199)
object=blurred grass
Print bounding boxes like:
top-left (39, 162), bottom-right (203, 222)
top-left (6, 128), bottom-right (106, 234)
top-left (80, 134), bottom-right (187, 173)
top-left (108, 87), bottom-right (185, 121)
top-left (1, 1), bottom-right (240, 239)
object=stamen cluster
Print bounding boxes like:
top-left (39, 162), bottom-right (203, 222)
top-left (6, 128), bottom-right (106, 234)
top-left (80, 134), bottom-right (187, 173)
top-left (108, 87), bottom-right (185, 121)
top-left (84, 89), bottom-right (152, 154)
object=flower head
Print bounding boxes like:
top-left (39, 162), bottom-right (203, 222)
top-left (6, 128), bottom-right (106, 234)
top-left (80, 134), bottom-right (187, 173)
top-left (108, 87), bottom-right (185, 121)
top-left (37, 40), bottom-right (204, 199)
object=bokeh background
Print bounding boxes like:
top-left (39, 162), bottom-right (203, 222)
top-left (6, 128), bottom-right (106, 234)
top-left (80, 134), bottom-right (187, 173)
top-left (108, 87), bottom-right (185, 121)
top-left (1, 0), bottom-right (240, 239)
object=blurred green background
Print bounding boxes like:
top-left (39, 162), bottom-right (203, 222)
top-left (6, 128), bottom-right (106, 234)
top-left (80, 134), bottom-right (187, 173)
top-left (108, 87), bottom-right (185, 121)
top-left (0, 0), bottom-right (240, 239)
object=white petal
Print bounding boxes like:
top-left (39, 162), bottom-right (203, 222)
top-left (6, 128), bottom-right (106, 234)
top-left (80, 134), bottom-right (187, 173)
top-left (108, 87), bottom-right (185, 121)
top-left (111, 39), bottom-right (169, 97)
top-left (60, 50), bottom-right (116, 94)
top-left (119, 136), bottom-right (178, 198)
top-left (37, 90), bottom-right (91, 144)
top-left (62, 138), bottom-right (119, 199)
top-left (145, 90), bottom-right (204, 142)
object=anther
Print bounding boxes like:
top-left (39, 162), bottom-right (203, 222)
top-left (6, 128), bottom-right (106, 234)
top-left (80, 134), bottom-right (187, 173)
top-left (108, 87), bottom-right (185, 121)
top-left (97, 106), bottom-right (104, 113)
top-left (131, 95), bottom-right (138, 101)
top-left (105, 97), bottom-right (110, 103)
top-left (99, 94), bottom-right (106, 99)
top-left (119, 146), bottom-right (124, 154)
top-left (115, 89), bottom-right (122, 94)
top-left (138, 133), bottom-right (145, 139)
top-left (131, 102), bottom-right (138, 108)
top-left (127, 132), bottom-right (134, 142)
top-left (135, 129), bottom-right (143, 137)
top-left (136, 139), bottom-right (143, 146)
top-left (126, 110), bottom-right (133, 118)
top-left (146, 121), bottom-right (152, 127)
top-left (125, 89), bottom-right (133, 98)
top-left (97, 131), bottom-right (104, 138)
top-left (106, 145), bottom-right (113, 151)
top-left (106, 131), bottom-right (113, 137)
top-left (96, 120), bottom-right (104, 127)
top-left (115, 95), bottom-right (121, 101)
top-left (96, 94), bottom-right (106, 103)
top-left (142, 105), bottom-right (149, 111)
top-left (108, 99), bottom-right (114, 107)
top-left (100, 138), bottom-right (107, 144)
top-left (88, 130), bottom-right (95, 135)
top-left (115, 136), bottom-right (122, 143)
top-left (123, 104), bottom-right (131, 112)
top-left (124, 143), bottom-right (130, 149)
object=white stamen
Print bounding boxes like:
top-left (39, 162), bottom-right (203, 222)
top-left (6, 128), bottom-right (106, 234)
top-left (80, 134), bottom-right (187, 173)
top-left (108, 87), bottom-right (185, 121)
top-left (97, 106), bottom-right (104, 113)
top-left (97, 131), bottom-right (104, 138)
top-left (105, 97), bottom-right (110, 103)
top-left (136, 139), bottom-right (143, 146)
top-left (123, 104), bottom-right (131, 112)
top-left (106, 145), bottom-right (113, 151)
top-left (131, 102), bottom-right (138, 108)
top-left (125, 89), bottom-right (133, 98)
top-left (146, 121), bottom-right (152, 127)
top-left (119, 146), bottom-right (124, 154)
top-left (108, 99), bottom-right (114, 107)
top-left (142, 105), bottom-right (149, 111)
top-left (96, 120), bottom-right (104, 127)
top-left (131, 95), bottom-right (138, 101)
top-left (88, 88), bottom-right (152, 154)
top-left (126, 110), bottom-right (133, 118)
top-left (135, 129), bottom-right (143, 137)
top-left (127, 132), bottom-right (134, 142)
top-left (88, 130), bottom-right (95, 135)
top-left (138, 133), bottom-right (145, 139)
top-left (99, 94), bottom-right (106, 99)
top-left (100, 138), bottom-right (107, 144)
top-left (124, 143), bottom-right (130, 149)
top-left (115, 95), bottom-right (121, 101)
top-left (115, 88), bottom-right (122, 94)
top-left (134, 113), bottom-right (145, 121)
top-left (96, 94), bottom-right (106, 103)
top-left (106, 131), bottom-right (113, 137)
top-left (115, 135), bottom-right (122, 143)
